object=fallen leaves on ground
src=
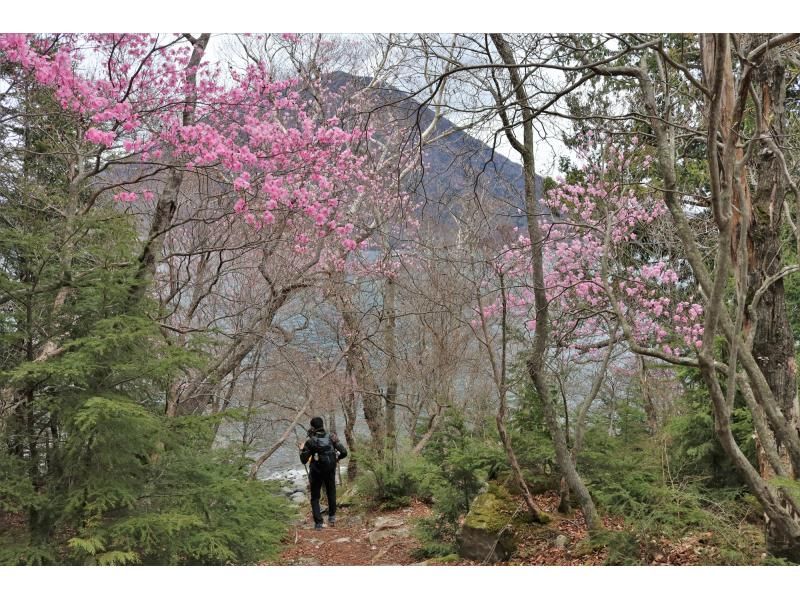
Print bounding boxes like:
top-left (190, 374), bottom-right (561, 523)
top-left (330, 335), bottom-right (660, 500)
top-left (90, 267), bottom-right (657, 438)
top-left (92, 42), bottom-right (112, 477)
top-left (456, 491), bottom-right (622, 566)
top-left (268, 490), bottom-right (741, 566)
top-left (272, 499), bottom-right (431, 566)
top-left (647, 531), bottom-right (718, 565)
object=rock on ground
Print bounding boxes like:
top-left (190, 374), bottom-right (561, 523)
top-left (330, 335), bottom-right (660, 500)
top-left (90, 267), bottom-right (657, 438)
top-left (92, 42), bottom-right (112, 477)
top-left (457, 483), bottom-right (519, 563)
top-left (372, 515), bottom-right (405, 531)
top-left (368, 526), bottom-right (410, 545)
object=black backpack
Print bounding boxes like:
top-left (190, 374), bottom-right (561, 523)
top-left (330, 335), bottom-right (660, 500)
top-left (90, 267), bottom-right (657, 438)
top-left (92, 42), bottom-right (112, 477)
top-left (310, 433), bottom-right (337, 472)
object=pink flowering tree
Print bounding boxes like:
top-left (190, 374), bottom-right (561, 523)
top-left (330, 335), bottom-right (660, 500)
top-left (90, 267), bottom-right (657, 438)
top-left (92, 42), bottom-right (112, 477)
top-left (0, 33), bottom-right (402, 424)
top-left (472, 136), bottom-right (705, 360)
top-left (468, 130), bottom-right (709, 520)
top-left (475, 137), bottom-right (703, 409)
top-left (0, 33), bottom-right (388, 263)
top-left (540, 136), bottom-right (706, 363)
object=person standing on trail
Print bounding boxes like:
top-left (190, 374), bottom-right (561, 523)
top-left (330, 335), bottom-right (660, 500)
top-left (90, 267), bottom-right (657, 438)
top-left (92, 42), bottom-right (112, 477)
top-left (299, 416), bottom-right (347, 529)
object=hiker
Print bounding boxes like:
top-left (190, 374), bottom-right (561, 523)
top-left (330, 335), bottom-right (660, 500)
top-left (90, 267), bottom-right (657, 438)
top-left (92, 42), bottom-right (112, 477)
top-left (299, 416), bottom-right (347, 529)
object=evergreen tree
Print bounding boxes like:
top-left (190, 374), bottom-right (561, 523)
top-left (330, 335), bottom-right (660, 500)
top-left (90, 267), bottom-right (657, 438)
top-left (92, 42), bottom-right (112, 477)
top-left (0, 67), bottom-right (291, 566)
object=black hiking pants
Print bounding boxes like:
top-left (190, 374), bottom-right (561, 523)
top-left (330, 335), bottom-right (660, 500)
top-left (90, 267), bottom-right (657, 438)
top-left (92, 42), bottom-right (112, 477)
top-left (309, 468), bottom-right (337, 525)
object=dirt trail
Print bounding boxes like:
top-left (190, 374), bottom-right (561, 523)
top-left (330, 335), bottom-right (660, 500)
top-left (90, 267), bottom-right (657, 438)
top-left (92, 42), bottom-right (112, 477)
top-left (274, 500), bottom-right (432, 566)
top-left (271, 492), bottom-right (612, 566)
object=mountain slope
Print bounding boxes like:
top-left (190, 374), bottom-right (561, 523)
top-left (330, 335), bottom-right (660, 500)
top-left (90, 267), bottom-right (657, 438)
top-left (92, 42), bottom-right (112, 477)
top-left (327, 71), bottom-right (544, 229)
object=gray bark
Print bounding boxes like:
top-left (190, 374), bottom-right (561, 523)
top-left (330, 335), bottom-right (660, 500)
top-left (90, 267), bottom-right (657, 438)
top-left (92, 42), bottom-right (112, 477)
top-left (491, 33), bottom-right (601, 530)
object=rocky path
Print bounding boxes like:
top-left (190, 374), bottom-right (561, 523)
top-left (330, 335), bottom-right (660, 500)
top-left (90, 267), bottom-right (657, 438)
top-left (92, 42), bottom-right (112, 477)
top-left (274, 500), bottom-right (432, 566)
top-left (266, 482), bottom-right (724, 566)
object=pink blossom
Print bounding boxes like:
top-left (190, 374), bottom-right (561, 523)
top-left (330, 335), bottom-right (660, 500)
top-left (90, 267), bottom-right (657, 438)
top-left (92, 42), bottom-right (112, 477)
top-left (113, 191), bottom-right (137, 202)
top-left (85, 127), bottom-right (116, 147)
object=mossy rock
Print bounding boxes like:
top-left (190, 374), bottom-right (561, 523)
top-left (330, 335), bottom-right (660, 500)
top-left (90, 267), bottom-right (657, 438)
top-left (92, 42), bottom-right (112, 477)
top-left (458, 482), bottom-right (519, 563)
top-left (464, 482), bottom-right (518, 530)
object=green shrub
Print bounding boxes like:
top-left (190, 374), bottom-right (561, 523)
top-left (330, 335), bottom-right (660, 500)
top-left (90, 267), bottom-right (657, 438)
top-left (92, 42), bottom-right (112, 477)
top-left (578, 415), bottom-right (764, 564)
top-left (407, 412), bottom-right (510, 556)
top-left (356, 453), bottom-right (438, 510)
top-left (412, 515), bottom-right (459, 560)
top-left (666, 367), bottom-right (755, 487)
top-left (422, 412), bottom-right (507, 517)
top-left (0, 266), bottom-right (293, 564)
top-left (507, 385), bottom-right (556, 473)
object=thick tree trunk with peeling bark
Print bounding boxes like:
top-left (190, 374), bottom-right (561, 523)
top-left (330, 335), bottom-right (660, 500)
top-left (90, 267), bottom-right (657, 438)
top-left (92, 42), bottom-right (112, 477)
top-left (696, 33), bottom-right (800, 560)
top-left (747, 35), bottom-right (798, 450)
top-left (744, 34), bottom-right (800, 560)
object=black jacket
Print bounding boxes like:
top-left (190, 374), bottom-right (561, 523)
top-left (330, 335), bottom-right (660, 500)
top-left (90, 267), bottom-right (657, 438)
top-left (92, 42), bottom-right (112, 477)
top-left (300, 429), bottom-right (347, 474)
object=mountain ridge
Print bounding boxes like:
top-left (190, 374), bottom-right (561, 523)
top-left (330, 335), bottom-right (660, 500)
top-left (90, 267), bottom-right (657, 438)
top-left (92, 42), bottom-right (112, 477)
top-left (326, 71), bottom-right (544, 229)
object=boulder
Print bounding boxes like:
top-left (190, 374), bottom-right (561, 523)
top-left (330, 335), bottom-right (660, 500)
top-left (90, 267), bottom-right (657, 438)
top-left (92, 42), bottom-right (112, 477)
top-left (372, 515), bottom-right (405, 531)
top-left (368, 526), bottom-right (410, 545)
top-left (291, 493), bottom-right (307, 505)
top-left (367, 516), bottom-right (410, 544)
top-left (554, 534), bottom-right (569, 549)
top-left (457, 483), bottom-right (518, 563)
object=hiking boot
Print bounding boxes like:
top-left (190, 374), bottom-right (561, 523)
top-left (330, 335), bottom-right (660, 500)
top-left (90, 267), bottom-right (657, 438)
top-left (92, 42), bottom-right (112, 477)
top-left (328, 516), bottom-right (336, 527)
top-left (314, 523), bottom-right (324, 530)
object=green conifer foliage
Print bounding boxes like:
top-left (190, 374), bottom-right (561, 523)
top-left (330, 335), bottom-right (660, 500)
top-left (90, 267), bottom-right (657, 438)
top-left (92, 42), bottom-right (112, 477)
top-left (0, 80), bottom-right (290, 565)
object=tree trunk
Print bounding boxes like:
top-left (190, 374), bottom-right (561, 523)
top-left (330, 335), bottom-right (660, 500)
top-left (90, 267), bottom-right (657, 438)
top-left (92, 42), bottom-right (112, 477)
top-left (131, 34), bottom-right (210, 303)
top-left (411, 404), bottom-right (445, 456)
top-left (496, 405), bottom-right (548, 523)
top-left (557, 477), bottom-right (571, 514)
top-left (490, 32), bottom-right (601, 531)
top-left (383, 277), bottom-right (398, 463)
top-left (638, 356), bottom-right (659, 435)
top-left (341, 308), bottom-right (384, 454)
top-left (744, 34), bottom-right (800, 559)
top-left (341, 365), bottom-right (359, 482)
top-left (491, 270), bottom-right (548, 524)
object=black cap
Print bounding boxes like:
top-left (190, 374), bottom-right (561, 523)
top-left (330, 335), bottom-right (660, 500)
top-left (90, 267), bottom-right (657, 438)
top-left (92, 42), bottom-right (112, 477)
top-left (310, 416), bottom-right (324, 430)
